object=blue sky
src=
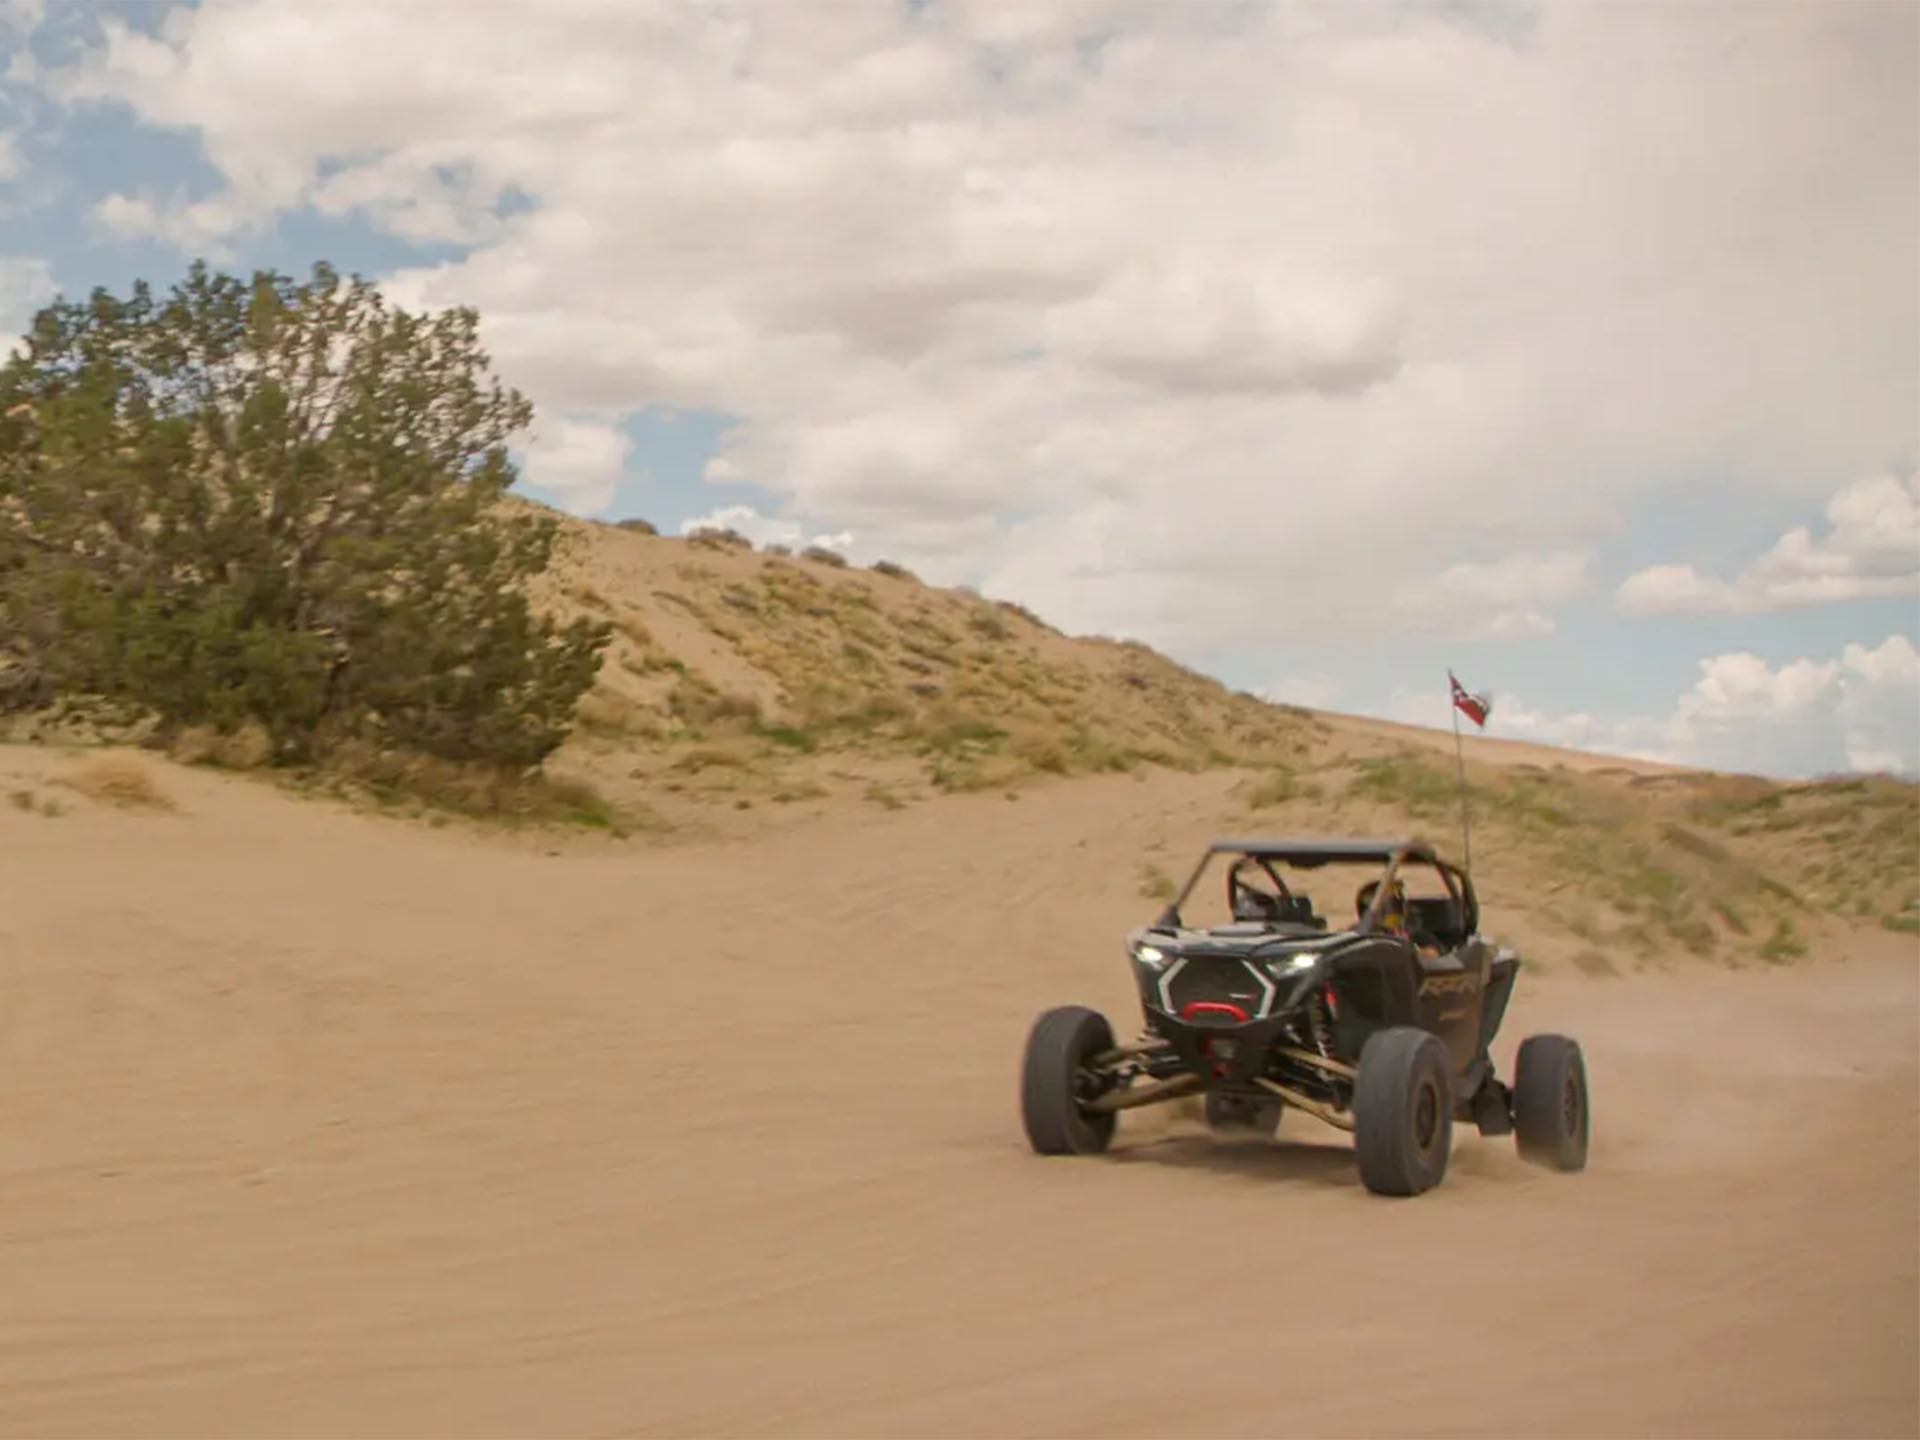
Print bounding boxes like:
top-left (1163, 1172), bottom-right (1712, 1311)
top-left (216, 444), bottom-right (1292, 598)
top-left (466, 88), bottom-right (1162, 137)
top-left (2, 0), bottom-right (1914, 777)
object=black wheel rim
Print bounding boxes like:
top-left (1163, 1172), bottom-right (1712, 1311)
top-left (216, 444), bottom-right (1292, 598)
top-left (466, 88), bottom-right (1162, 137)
top-left (1073, 1064), bottom-right (1105, 1107)
top-left (1414, 1079), bottom-right (1439, 1152)
top-left (1562, 1069), bottom-right (1583, 1137)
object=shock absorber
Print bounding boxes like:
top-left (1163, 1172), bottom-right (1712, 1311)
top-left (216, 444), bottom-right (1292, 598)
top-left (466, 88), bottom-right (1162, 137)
top-left (1308, 985), bottom-right (1335, 1060)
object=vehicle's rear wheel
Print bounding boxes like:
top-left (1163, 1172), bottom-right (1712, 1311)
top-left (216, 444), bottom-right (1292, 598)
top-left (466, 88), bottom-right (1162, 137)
top-left (1511, 1033), bottom-right (1589, 1171)
top-left (1205, 1091), bottom-right (1284, 1136)
top-left (1352, 1027), bottom-right (1454, 1197)
top-left (1020, 1005), bottom-right (1120, 1155)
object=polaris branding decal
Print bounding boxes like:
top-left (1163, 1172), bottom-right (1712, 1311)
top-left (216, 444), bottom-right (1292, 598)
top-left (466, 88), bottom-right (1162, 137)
top-left (1418, 972), bottom-right (1482, 999)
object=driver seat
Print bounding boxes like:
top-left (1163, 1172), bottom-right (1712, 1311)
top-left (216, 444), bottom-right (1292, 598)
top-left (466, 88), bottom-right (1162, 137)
top-left (1233, 889), bottom-right (1324, 929)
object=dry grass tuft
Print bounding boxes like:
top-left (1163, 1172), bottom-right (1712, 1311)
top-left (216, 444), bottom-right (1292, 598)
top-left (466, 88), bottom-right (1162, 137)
top-left (169, 722), bottom-right (273, 770)
top-left (319, 742), bottom-right (642, 834)
top-left (56, 750), bottom-right (178, 811)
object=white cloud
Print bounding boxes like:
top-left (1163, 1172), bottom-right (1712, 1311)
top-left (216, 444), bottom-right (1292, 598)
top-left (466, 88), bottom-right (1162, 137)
top-left (1260, 673), bottom-right (1342, 711)
top-left (0, 130), bottom-right (22, 184)
top-left (42, 0), bottom-right (1920, 654)
top-left (0, 252), bottom-right (53, 355)
top-left (1393, 550), bottom-right (1592, 641)
top-left (91, 190), bottom-right (258, 259)
top-left (1389, 634), bottom-right (1920, 779)
top-left (1618, 471), bottom-right (1920, 615)
top-left (679, 503), bottom-right (854, 556)
top-left (518, 415), bottom-right (633, 517)
top-left (1, 0), bottom-right (45, 35)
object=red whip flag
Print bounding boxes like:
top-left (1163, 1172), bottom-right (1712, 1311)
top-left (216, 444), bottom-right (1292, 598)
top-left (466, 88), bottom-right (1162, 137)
top-left (1449, 671), bottom-right (1492, 730)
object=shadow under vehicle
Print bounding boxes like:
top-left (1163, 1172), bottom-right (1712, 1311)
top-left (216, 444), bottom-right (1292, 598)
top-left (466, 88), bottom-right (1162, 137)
top-left (1018, 836), bottom-right (1590, 1196)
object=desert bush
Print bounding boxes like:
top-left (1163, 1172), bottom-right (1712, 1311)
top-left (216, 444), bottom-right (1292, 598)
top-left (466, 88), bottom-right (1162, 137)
top-left (1137, 863), bottom-right (1177, 901)
top-left (55, 750), bottom-right (177, 810)
top-left (801, 545), bottom-right (849, 568)
top-left (992, 598), bottom-right (1050, 630)
top-left (1245, 766), bottom-right (1300, 809)
top-left (870, 559), bottom-right (917, 582)
top-left (322, 741), bottom-right (628, 829)
top-left (686, 526), bottom-right (754, 551)
top-left (0, 260), bottom-right (610, 773)
top-left (967, 610), bottom-right (1012, 642)
top-left (613, 516), bottom-right (659, 535)
top-left (666, 673), bottom-right (763, 730)
top-left (1759, 917), bottom-right (1808, 964)
top-left (754, 722), bottom-right (818, 753)
top-left (170, 721), bottom-right (272, 769)
top-left (1010, 733), bottom-right (1070, 775)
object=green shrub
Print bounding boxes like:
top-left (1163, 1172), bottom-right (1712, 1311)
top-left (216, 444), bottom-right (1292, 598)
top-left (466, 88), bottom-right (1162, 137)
top-left (0, 260), bottom-right (609, 773)
top-left (1759, 918), bottom-right (1809, 965)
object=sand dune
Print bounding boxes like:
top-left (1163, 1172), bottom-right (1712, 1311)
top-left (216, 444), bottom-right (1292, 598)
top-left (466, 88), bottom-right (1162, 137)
top-left (0, 749), bottom-right (1914, 1438)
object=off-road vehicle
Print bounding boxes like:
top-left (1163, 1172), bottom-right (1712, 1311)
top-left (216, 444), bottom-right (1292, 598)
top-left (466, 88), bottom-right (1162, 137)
top-left (1018, 836), bottom-right (1590, 1196)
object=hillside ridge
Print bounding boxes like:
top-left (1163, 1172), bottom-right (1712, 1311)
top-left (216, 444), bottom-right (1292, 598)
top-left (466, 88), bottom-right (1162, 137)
top-left (8, 497), bottom-right (1914, 978)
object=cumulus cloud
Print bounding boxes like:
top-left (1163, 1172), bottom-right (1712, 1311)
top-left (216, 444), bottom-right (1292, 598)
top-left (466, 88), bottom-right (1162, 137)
top-left (0, 0), bottom-right (45, 36)
top-left (0, 251), bottom-right (53, 354)
top-left (40, 0), bottom-right (1919, 654)
top-left (1390, 634), bottom-right (1920, 779)
top-left (92, 189), bottom-right (259, 259)
top-left (1393, 551), bottom-right (1592, 641)
top-left (1617, 472), bottom-right (1920, 615)
top-left (518, 414), bottom-right (633, 517)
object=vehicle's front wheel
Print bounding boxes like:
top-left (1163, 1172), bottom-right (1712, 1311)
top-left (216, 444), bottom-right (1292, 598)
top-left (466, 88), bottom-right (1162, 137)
top-left (1511, 1034), bottom-right (1589, 1171)
top-left (1020, 1005), bottom-right (1120, 1155)
top-left (1352, 1027), bottom-right (1454, 1196)
top-left (1205, 1091), bottom-right (1284, 1136)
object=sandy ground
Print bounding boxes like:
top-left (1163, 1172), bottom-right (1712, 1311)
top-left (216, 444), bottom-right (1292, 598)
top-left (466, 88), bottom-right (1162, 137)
top-left (1, 753), bottom-right (1915, 1438)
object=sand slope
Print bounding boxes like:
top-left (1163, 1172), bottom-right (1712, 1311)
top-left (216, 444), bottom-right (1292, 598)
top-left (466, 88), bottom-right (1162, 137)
top-left (1, 752), bottom-right (1915, 1438)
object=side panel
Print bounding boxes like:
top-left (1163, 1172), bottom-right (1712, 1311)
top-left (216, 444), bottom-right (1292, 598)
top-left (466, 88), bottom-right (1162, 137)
top-left (1476, 951), bottom-right (1520, 1057)
top-left (1416, 937), bottom-right (1494, 1073)
top-left (1324, 939), bottom-right (1418, 1061)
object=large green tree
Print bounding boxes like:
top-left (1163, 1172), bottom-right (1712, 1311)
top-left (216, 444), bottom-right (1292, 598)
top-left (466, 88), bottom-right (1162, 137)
top-left (0, 260), bottom-right (608, 769)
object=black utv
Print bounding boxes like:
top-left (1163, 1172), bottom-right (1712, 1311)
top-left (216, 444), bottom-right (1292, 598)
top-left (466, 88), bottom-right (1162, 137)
top-left (1018, 837), bottom-right (1590, 1196)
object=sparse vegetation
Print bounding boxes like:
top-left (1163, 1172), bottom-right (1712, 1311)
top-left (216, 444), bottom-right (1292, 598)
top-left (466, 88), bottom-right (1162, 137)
top-left (1138, 863), bottom-right (1177, 901)
top-left (1759, 917), bottom-right (1809, 965)
top-left (318, 742), bottom-right (635, 832)
top-left (687, 526), bottom-right (754, 552)
top-left (1244, 765), bottom-right (1321, 809)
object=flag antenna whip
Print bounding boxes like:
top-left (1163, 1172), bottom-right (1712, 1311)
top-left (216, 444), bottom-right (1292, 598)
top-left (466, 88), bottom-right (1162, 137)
top-left (1446, 670), bottom-right (1492, 879)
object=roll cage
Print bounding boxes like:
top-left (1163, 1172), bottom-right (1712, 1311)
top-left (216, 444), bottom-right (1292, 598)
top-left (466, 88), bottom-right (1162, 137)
top-left (1150, 836), bottom-right (1480, 947)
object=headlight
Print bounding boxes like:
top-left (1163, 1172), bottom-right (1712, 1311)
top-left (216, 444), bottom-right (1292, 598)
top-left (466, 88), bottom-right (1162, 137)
top-left (1132, 943), bottom-right (1167, 967)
